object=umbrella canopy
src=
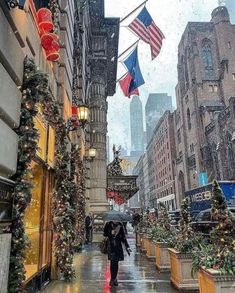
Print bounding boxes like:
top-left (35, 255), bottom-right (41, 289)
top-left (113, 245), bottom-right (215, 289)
top-left (103, 210), bottom-right (132, 222)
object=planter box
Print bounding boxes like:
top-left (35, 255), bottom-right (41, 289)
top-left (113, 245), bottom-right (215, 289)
top-left (199, 268), bottom-right (235, 293)
top-left (146, 238), bottom-right (155, 259)
top-left (168, 248), bottom-right (198, 291)
top-left (154, 241), bottom-right (170, 271)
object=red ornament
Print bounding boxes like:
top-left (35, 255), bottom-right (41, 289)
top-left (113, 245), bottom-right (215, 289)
top-left (36, 8), bottom-right (54, 32)
top-left (41, 33), bottom-right (59, 51)
top-left (45, 47), bottom-right (60, 62)
top-left (72, 106), bottom-right (78, 116)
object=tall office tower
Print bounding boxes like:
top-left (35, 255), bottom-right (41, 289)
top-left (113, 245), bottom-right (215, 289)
top-left (130, 96), bottom-right (144, 156)
top-left (145, 93), bottom-right (172, 144)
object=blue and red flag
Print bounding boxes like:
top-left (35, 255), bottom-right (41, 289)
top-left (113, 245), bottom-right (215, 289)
top-left (119, 46), bottom-right (144, 97)
top-left (128, 7), bottom-right (165, 60)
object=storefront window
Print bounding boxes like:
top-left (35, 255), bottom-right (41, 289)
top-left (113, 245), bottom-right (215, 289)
top-left (24, 162), bottom-right (43, 280)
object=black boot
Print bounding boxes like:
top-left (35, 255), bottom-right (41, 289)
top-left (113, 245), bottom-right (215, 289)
top-left (113, 279), bottom-right (118, 286)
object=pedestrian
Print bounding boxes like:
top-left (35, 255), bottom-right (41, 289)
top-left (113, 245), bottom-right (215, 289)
top-left (103, 221), bottom-right (131, 287)
top-left (85, 212), bottom-right (93, 244)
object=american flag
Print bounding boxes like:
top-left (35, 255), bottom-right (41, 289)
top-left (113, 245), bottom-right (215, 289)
top-left (128, 7), bottom-right (165, 60)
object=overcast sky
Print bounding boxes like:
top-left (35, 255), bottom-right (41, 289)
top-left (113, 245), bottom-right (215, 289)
top-left (105, 0), bottom-right (219, 156)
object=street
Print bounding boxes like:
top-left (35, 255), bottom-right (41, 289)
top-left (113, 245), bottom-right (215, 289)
top-left (42, 236), bottom-right (178, 293)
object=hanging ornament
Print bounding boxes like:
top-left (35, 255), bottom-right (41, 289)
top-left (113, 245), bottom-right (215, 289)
top-left (40, 33), bottom-right (59, 50)
top-left (45, 47), bottom-right (60, 62)
top-left (36, 8), bottom-right (54, 32)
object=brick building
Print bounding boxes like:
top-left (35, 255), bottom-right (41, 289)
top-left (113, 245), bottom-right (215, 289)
top-left (174, 6), bottom-right (235, 203)
top-left (153, 111), bottom-right (176, 210)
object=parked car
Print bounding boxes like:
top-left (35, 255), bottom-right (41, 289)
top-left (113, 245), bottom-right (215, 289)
top-left (190, 206), bottom-right (235, 235)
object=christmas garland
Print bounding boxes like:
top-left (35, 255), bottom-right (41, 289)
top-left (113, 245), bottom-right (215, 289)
top-left (71, 145), bottom-right (86, 251)
top-left (6, 57), bottom-right (44, 293)
top-left (6, 56), bottom-right (83, 291)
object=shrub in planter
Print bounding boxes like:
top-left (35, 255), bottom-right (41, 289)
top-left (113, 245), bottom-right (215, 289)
top-left (192, 181), bottom-right (235, 293)
top-left (169, 198), bottom-right (202, 291)
top-left (152, 204), bottom-right (176, 271)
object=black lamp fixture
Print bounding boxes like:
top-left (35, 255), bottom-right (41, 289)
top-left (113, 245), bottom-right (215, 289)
top-left (68, 104), bottom-right (90, 131)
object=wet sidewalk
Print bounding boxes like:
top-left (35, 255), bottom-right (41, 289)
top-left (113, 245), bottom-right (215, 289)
top-left (41, 236), bottom-right (178, 293)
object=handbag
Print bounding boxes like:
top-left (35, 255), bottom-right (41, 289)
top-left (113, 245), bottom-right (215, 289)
top-left (99, 237), bottom-right (109, 254)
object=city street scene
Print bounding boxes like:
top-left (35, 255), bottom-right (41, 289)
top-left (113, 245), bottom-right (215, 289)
top-left (0, 0), bottom-right (235, 293)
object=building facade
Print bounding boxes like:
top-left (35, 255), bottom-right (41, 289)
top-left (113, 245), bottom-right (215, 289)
top-left (154, 111), bottom-right (177, 210)
top-left (145, 93), bottom-right (172, 144)
top-left (0, 0), bottom-right (119, 291)
top-left (130, 95), bottom-right (144, 155)
top-left (174, 6), bottom-right (235, 203)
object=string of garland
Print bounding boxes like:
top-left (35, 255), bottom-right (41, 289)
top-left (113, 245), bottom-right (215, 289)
top-left (6, 55), bottom-right (80, 291)
top-left (71, 145), bottom-right (86, 251)
top-left (6, 57), bottom-right (44, 293)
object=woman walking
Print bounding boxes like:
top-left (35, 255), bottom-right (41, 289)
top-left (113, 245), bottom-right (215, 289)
top-left (103, 221), bottom-right (131, 287)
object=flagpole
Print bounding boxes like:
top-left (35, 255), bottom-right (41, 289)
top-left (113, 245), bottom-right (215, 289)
top-left (118, 40), bottom-right (139, 60)
top-left (116, 72), bottom-right (128, 84)
top-left (120, 0), bottom-right (148, 23)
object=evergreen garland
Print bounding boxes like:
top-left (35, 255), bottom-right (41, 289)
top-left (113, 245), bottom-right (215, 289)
top-left (6, 56), bottom-right (83, 291)
top-left (6, 57), bottom-right (43, 293)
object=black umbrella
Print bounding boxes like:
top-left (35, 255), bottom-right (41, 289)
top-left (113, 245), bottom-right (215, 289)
top-left (103, 210), bottom-right (132, 222)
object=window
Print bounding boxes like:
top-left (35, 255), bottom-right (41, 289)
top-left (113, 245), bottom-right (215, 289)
top-left (202, 40), bottom-right (214, 79)
top-left (187, 108), bottom-right (191, 130)
top-left (232, 73), bottom-right (235, 80)
top-left (228, 42), bottom-right (231, 49)
top-left (209, 85), bottom-right (218, 92)
top-left (209, 85), bottom-right (213, 92)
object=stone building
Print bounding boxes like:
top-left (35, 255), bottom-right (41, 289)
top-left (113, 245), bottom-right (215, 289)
top-left (0, 0), bottom-right (119, 290)
top-left (154, 111), bottom-right (177, 210)
top-left (174, 6), bottom-right (235, 203)
top-left (82, 0), bottom-right (119, 234)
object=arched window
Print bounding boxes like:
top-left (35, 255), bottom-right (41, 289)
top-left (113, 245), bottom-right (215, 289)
top-left (202, 40), bottom-right (214, 79)
top-left (187, 108), bottom-right (191, 130)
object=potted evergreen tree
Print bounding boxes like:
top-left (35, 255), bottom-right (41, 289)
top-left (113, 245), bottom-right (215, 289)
top-left (192, 181), bottom-right (235, 293)
top-left (153, 203), bottom-right (176, 271)
top-left (168, 198), bottom-right (202, 291)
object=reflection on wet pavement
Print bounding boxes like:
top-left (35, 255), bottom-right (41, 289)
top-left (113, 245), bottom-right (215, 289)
top-left (41, 236), bottom-right (178, 293)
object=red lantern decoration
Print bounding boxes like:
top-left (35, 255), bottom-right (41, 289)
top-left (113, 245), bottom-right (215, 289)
top-left (41, 33), bottom-right (59, 50)
top-left (37, 8), bottom-right (54, 32)
top-left (45, 47), bottom-right (60, 62)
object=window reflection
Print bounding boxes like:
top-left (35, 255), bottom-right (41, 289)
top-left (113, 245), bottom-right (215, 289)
top-left (24, 162), bottom-right (43, 280)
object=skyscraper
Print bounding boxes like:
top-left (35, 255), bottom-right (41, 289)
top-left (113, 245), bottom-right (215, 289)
top-left (145, 93), bottom-right (172, 143)
top-left (130, 96), bottom-right (144, 156)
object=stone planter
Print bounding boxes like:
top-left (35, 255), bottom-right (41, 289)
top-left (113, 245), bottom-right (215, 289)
top-left (198, 267), bottom-right (235, 293)
top-left (146, 238), bottom-right (155, 259)
top-left (168, 248), bottom-right (198, 291)
top-left (154, 241), bottom-right (170, 271)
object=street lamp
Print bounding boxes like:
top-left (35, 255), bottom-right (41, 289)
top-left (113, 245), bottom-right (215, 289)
top-left (77, 105), bottom-right (89, 126)
top-left (68, 105), bottom-right (90, 131)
